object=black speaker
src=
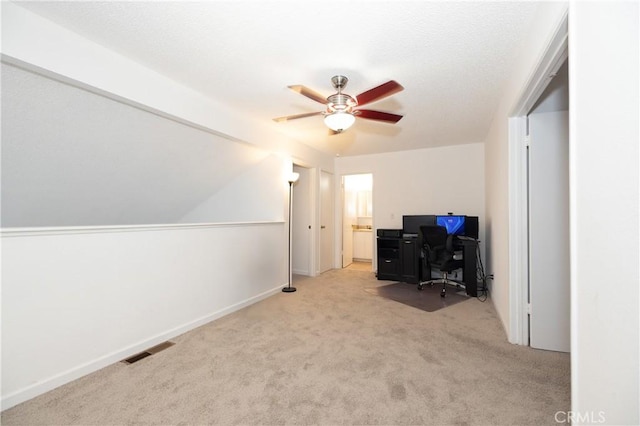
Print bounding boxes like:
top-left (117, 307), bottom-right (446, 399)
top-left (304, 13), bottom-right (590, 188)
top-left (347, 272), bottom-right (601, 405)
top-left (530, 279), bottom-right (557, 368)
top-left (465, 216), bottom-right (479, 240)
top-left (377, 229), bottom-right (402, 238)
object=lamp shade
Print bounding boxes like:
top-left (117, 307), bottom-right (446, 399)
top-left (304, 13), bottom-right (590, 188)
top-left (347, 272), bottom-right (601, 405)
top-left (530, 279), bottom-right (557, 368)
top-left (288, 172), bottom-right (300, 183)
top-left (324, 111), bottom-right (355, 132)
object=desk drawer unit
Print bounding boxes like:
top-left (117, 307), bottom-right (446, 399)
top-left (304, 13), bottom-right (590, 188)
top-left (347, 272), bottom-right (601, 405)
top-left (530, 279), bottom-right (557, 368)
top-left (376, 233), bottom-right (401, 280)
top-left (378, 257), bottom-right (399, 279)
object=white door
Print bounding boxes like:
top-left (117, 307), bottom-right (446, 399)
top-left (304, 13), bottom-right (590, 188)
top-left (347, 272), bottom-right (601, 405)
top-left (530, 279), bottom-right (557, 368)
top-left (528, 110), bottom-right (570, 352)
top-left (292, 165), bottom-right (311, 275)
top-left (320, 170), bottom-right (334, 273)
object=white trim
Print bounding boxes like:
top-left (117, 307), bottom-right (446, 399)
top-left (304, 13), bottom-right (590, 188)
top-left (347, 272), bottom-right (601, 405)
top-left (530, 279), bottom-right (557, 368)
top-left (568, 4), bottom-right (580, 412)
top-left (0, 221), bottom-right (283, 238)
top-left (507, 11), bottom-right (568, 345)
top-left (508, 116), bottom-right (530, 345)
top-left (510, 13), bottom-right (569, 116)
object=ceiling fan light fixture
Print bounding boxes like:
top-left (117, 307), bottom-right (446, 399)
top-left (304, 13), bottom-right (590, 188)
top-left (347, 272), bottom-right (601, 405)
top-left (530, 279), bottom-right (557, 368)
top-left (275, 75), bottom-right (404, 132)
top-left (324, 111), bottom-right (355, 132)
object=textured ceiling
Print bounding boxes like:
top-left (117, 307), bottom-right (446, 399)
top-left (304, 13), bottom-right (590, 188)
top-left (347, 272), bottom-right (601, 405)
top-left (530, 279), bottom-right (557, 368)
top-left (15, 1), bottom-right (541, 157)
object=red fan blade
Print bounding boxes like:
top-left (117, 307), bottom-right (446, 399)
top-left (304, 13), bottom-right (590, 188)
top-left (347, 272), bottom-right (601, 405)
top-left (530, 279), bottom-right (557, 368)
top-left (355, 109), bottom-right (403, 123)
top-left (273, 111), bottom-right (323, 122)
top-left (355, 80), bottom-right (404, 106)
top-left (288, 85), bottom-right (327, 104)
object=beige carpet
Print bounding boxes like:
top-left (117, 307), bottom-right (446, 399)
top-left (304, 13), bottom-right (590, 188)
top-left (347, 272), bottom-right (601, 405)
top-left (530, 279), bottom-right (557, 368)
top-left (345, 261), bottom-right (373, 272)
top-left (1, 268), bottom-right (570, 425)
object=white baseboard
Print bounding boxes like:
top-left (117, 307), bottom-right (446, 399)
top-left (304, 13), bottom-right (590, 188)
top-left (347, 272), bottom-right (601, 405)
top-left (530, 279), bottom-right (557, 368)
top-left (1, 283), bottom-right (284, 411)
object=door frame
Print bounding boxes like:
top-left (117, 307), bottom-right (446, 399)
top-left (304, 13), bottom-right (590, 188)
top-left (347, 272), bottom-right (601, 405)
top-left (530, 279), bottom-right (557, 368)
top-left (507, 12), bottom-right (568, 345)
top-left (341, 175), bottom-right (354, 268)
top-left (340, 173), bottom-right (374, 269)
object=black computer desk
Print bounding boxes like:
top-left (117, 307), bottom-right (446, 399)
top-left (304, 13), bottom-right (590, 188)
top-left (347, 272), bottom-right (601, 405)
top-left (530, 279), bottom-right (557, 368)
top-left (420, 235), bottom-right (478, 297)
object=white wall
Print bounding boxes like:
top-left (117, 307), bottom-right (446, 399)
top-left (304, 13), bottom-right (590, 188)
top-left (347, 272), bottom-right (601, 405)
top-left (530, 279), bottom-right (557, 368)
top-left (570, 2), bottom-right (639, 423)
top-left (0, 2), bottom-right (333, 410)
top-left (1, 223), bottom-right (286, 409)
top-left (0, 40), bottom-right (294, 410)
top-left (483, 2), bottom-right (569, 338)
top-left (335, 143), bottom-right (485, 270)
top-left (1, 60), bottom-right (295, 409)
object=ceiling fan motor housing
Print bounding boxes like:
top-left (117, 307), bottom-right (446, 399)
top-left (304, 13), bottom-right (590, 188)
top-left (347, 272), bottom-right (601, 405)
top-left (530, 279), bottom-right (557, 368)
top-left (326, 75), bottom-right (356, 113)
top-left (326, 93), bottom-right (356, 113)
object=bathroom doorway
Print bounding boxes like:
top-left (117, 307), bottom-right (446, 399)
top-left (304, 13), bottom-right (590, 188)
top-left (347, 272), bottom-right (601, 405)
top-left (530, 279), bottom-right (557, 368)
top-left (342, 173), bottom-right (373, 271)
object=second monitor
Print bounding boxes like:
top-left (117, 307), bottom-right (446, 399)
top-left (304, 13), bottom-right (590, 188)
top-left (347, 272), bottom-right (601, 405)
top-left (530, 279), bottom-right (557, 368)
top-left (402, 214), bottom-right (478, 239)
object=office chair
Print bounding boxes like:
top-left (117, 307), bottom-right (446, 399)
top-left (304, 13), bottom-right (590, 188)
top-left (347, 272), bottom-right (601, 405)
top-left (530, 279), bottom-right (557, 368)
top-left (418, 225), bottom-right (465, 297)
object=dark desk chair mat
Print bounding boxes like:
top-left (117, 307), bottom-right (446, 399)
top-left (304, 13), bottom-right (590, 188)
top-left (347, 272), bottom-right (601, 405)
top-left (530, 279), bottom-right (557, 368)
top-left (365, 282), bottom-right (469, 312)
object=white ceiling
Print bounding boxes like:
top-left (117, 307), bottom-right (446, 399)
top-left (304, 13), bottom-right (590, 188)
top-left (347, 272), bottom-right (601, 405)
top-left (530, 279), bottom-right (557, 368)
top-left (16, 1), bottom-right (541, 157)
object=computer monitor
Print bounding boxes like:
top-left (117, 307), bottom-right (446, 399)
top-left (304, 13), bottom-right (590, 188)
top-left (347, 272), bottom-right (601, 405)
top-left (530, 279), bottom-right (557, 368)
top-left (402, 215), bottom-right (436, 236)
top-left (436, 215), bottom-right (466, 236)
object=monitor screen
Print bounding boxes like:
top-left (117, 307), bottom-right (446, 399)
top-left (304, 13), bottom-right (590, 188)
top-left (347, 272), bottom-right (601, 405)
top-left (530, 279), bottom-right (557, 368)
top-left (402, 215), bottom-right (436, 236)
top-left (436, 215), bottom-right (466, 236)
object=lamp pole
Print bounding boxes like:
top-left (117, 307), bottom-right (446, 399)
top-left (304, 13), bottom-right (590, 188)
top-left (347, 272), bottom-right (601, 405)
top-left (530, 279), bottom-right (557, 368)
top-left (283, 172), bottom-right (299, 293)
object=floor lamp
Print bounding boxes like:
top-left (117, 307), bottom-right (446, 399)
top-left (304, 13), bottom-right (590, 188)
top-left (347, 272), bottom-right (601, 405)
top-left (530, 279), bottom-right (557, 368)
top-left (283, 172), bottom-right (300, 293)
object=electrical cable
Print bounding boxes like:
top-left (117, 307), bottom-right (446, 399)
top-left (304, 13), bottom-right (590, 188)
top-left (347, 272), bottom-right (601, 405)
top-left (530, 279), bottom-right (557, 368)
top-left (474, 242), bottom-right (490, 302)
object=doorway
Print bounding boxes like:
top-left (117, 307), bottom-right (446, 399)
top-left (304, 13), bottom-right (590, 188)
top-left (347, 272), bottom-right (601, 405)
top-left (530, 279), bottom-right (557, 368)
top-left (525, 61), bottom-right (570, 352)
top-left (341, 173), bottom-right (373, 271)
top-left (291, 166), bottom-right (335, 277)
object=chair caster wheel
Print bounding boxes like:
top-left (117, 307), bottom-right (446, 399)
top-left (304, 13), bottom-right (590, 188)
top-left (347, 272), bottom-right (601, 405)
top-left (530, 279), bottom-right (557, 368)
top-left (417, 284), bottom-right (423, 291)
top-left (440, 290), bottom-right (446, 298)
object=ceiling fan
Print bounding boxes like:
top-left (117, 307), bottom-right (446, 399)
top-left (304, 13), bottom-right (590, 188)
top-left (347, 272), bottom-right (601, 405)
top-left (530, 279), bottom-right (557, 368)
top-left (273, 75), bottom-right (404, 133)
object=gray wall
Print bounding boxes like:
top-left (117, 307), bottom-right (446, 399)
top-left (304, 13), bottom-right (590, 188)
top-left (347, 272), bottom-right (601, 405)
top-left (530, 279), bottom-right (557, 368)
top-left (1, 63), bottom-right (283, 227)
